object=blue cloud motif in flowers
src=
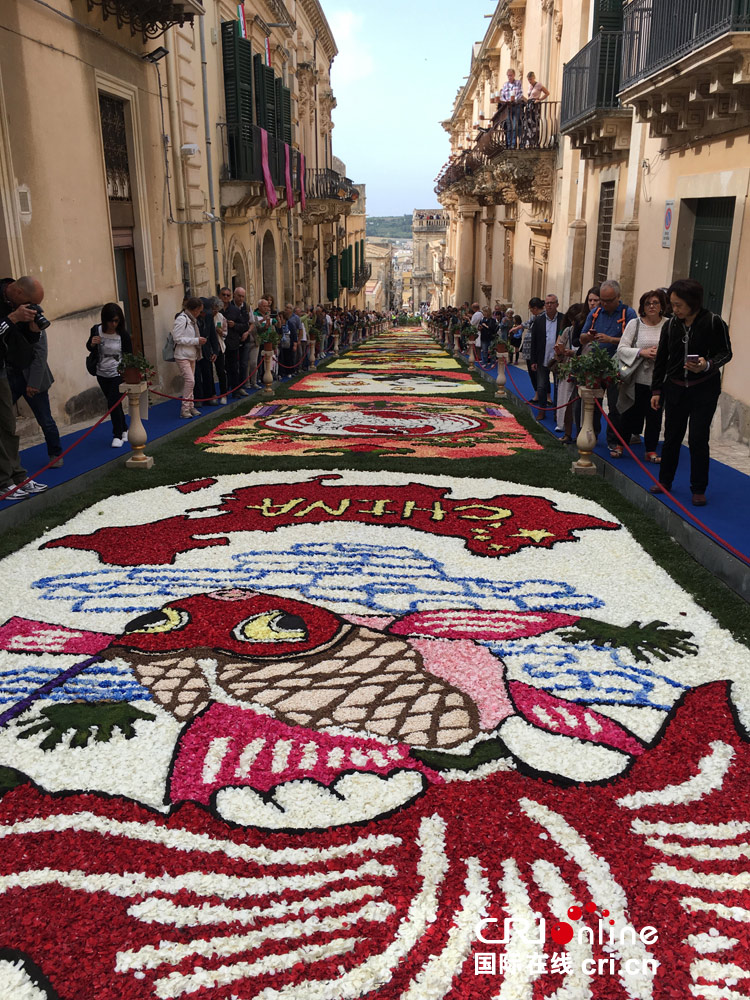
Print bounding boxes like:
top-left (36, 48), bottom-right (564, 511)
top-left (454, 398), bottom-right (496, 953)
top-left (31, 543), bottom-right (605, 616)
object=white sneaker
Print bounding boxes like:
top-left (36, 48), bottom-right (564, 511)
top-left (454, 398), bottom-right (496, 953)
top-left (122, 430), bottom-right (128, 442)
top-left (219, 396), bottom-right (227, 405)
top-left (112, 437), bottom-right (124, 448)
top-left (22, 479), bottom-right (49, 495)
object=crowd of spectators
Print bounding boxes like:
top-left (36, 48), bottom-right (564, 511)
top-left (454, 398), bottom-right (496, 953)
top-left (429, 275), bottom-right (732, 505)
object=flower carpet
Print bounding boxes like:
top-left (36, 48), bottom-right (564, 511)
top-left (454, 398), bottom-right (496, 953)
top-left (291, 372), bottom-right (485, 395)
top-left (195, 398), bottom-right (541, 459)
top-left (1, 329), bottom-right (749, 999)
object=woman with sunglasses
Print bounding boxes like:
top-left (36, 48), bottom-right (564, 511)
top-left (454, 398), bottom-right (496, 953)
top-left (615, 289), bottom-right (668, 463)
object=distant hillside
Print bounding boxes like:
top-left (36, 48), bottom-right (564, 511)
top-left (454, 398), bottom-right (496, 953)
top-left (367, 216), bottom-right (413, 239)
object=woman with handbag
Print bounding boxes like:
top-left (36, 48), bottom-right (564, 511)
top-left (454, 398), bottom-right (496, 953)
top-left (86, 302), bottom-right (132, 448)
top-left (649, 279), bottom-right (732, 505)
top-left (172, 297), bottom-right (206, 419)
top-left (615, 289), bottom-right (668, 462)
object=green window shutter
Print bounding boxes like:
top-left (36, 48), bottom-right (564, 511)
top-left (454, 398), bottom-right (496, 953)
top-left (593, 0), bottom-right (623, 32)
top-left (349, 246), bottom-right (354, 285)
top-left (327, 255), bottom-right (339, 300)
top-left (222, 21), bottom-right (254, 179)
top-left (282, 86), bottom-right (292, 145)
top-left (253, 54), bottom-right (277, 134)
top-left (274, 80), bottom-right (292, 143)
top-left (355, 241), bottom-right (360, 277)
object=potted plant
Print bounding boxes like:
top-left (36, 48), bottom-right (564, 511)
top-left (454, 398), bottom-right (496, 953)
top-left (118, 353), bottom-right (155, 384)
top-left (492, 337), bottom-right (510, 357)
top-left (556, 345), bottom-right (620, 390)
top-left (259, 326), bottom-right (280, 351)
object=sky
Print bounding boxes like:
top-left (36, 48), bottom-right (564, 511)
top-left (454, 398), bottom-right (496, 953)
top-left (323, 0), bottom-right (492, 216)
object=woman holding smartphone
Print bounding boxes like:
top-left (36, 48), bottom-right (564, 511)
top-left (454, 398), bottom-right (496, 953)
top-left (650, 279), bottom-right (732, 506)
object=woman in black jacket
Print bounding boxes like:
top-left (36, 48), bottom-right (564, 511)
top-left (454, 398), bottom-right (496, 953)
top-left (650, 279), bottom-right (732, 505)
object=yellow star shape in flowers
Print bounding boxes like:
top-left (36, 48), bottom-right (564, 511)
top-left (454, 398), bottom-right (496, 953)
top-left (512, 528), bottom-right (556, 543)
top-left (488, 544), bottom-right (510, 552)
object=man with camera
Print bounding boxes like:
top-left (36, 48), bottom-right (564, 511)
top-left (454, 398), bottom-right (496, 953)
top-left (0, 276), bottom-right (50, 501)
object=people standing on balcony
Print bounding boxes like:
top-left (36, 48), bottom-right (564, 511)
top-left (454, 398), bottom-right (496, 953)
top-left (498, 68), bottom-right (524, 148)
top-left (650, 278), bottom-right (732, 506)
top-left (87, 302), bottom-right (132, 448)
top-left (524, 72), bottom-right (550, 147)
top-left (615, 289), bottom-right (668, 463)
top-left (580, 279), bottom-right (637, 456)
top-left (530, 294), bottom-right (565, 411)
top-left (172, 298), bottom-right (206, 420)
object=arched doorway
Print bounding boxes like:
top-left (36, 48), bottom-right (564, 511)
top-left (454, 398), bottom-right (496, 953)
top-left (261, 230), bottom-right (277, 303)
top-left (282, 242), bottom-right (293, 305)
top-left (232, 251), bottom-right (246, 291)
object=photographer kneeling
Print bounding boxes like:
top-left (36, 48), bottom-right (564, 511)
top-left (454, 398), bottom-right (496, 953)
top-left (0, 276), bottom-right (51, 501)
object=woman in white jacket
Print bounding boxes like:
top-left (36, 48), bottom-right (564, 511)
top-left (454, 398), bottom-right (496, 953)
top-left (172, 297), bottom-right (206, 418)
top-left (615, 289), bottom-right (667, 462)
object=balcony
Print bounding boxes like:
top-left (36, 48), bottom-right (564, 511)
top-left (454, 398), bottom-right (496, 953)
top-left (220, 123), bottom-right (301, 214)
top-left (620, 0), bottom-right (750, 141)
top-left (350, 262), bottom-right (372, 296)
top-left (413, 212), bottom-right (448, 232)
top-left (302, 168), bottom-right (358, 225)
top-left (475, 101), bottom-right (560, 156)
top-left (435, 104), bottom-right (559, 208)
top-left (561, 32), bottom-right (632, 158)
top-left (440, 257), bottom-right (456, 273)
top-left (85, 0), bottom-right (203, 38)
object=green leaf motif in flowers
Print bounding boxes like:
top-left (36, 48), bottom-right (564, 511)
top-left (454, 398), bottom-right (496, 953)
top-left (16, 703), bottom-right (157, 751)
top-left (558, 617), bottom-right (699, 663)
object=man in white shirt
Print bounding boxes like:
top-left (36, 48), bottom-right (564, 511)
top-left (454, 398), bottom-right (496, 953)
top-left (470, 302), bottom-right (483, 328)
top-left (529, 293), bottom-right (565, 409)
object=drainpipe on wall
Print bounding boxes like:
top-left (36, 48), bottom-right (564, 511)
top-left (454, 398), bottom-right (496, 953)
top-left (198, 14), bottom-right (221, 293)
top-left (165, 31), bottom-right (191, 289)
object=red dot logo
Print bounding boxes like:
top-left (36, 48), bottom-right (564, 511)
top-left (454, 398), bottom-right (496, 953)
top-left (567, 906), bottom-right (583, 921)
top-left (585, 901), bottom-right (597, 913)
top-left (550, 921), bottom-right (574, 945)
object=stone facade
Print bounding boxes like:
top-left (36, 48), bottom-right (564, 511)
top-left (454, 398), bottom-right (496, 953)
top-left (437, 0), bottom-right (750, 456)
top-left (0, 0), bottom-right (366, 445)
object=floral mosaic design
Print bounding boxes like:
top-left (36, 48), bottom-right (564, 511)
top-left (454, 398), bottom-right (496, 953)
top-left (194, 398), bottom-right (542, 458)
top-left (290, 372), bottom-right (486, 395)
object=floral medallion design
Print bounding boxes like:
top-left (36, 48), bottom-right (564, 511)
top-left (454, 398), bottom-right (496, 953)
top-left (194, 399), bottom-right (542, 458)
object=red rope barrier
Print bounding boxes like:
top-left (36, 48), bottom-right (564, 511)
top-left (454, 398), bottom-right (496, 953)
top-left (594, 398), bottom-right (750, 568)
top-left (504, 365), bottom-right (573, 413)
top-left (3, 392), bottom-right (128, 501)
top-left (148, 358), bottom-right (264, 402)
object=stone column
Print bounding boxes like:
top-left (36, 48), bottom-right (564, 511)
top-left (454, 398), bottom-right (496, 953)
top-left (455, 203), bottom-right (479, 306)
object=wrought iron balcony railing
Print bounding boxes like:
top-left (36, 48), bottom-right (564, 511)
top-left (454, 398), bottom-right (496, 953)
top-left (305, 168), bottom-right (358, 203)
top-left (621, 0), bottom-right (750, 90)
top-left (350, 262), bottom-right (372, 295)
top-left (86, 0), bottom-right (203, 38)
top-left (476, 100), bottom-right (560, 155)
top-left (221, 123), bottom-right (301, 191)
top-left (434, 150), bottom-right (486, 196)
top-left (561, 32), bottom-right (625, 131)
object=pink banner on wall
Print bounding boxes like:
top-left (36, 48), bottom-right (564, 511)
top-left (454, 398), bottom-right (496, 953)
top-left (260, 128), bottom-right (278, 208)
top-left (300, 153), bottom-right (306, 211)
top-left (284, 143), bottom-right (295, 207)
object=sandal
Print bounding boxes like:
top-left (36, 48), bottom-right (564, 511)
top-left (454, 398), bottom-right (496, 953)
top-left (644, 452), bottom-right (661, 464)
top-left (609, 447), bottom-right (623, 459)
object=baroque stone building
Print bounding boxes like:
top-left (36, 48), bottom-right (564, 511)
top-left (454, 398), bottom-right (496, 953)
top-left (0, 0), bottom-right (367, 444)
top-left (411, 209), bottom-right (447, 310)
top-left (437, 0), bottom-right (750, 452)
